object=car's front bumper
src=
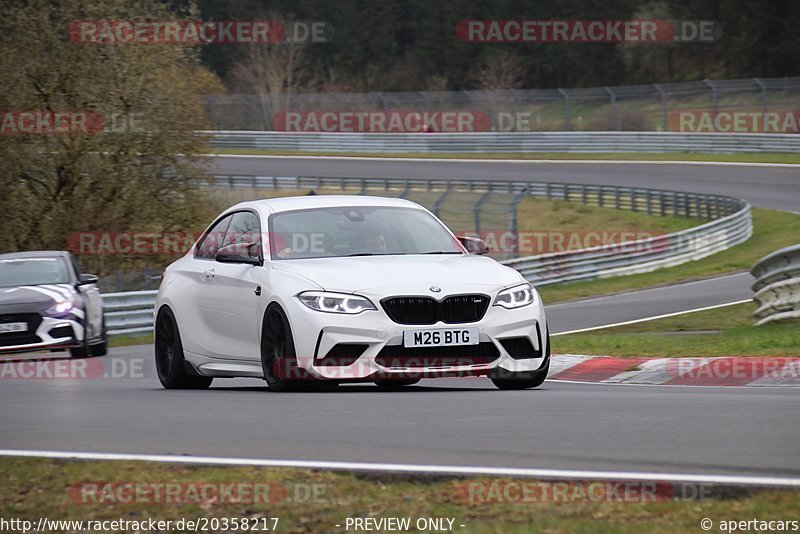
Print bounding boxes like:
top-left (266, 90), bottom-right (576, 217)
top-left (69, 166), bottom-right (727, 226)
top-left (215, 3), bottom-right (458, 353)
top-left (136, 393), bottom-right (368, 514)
top-left (0, 316), bottom-right (85, 354)
top-left (286, 295), bottom-right (548, 381)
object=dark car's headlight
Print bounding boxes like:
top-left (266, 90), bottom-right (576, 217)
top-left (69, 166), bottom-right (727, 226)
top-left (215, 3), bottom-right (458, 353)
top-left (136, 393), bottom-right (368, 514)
top-left (493, 283), bottom-right (535, 309)
top-left (297, 291), bottom-right (376, 314)
top-left (44, 295), bottom-right (78, 316)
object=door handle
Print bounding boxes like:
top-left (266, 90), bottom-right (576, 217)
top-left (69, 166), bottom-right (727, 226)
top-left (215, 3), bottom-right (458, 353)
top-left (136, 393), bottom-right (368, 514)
top-left (202, 269), bottom-right (216, 280)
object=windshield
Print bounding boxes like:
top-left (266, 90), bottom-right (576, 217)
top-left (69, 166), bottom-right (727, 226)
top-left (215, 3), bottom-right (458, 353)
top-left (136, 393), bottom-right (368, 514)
top-left (268, 206), bottom-right (464, 260)
top-left (0, 257), bottom-right (72, 288)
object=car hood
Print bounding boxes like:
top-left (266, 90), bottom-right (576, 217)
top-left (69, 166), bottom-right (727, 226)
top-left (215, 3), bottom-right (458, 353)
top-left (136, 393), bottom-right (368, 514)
top-left (270, 254), bottom-right (524, 294)
top-left (0, 284), bottom-right (75, 313)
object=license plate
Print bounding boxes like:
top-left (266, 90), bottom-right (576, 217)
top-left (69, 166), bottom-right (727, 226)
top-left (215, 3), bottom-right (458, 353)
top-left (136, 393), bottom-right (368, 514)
top-left (403, 328), bottom-right (479, 347)
top-left (0, 322), bottom-right (27, 334)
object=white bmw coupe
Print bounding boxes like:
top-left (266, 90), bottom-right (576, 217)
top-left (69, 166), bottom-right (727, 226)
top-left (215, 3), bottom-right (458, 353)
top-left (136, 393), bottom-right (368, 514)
top-left (155, 195), bottom-right (549, 391)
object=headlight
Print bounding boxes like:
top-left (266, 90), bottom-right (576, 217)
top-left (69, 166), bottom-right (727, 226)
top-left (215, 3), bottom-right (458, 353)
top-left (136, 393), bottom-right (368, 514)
top-left (44, 296), bottom-right (77, 316)
top-left (297, 291), bottom-right (376, 314)
top-left (493, 283), bottom-right (535, 309)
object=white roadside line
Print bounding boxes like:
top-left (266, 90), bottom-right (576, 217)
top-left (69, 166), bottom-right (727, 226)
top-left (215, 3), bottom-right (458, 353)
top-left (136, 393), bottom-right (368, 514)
top-left (207, 154), bottom-right (799, 168)
top-left (1, 449), bottom-right (798, 488)
top-left (551, 299), bottom-right (752, 336)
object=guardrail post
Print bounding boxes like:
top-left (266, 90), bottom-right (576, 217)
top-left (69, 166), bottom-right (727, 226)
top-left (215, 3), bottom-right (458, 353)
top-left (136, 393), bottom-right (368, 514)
top-left (604, 87), bottom-right (621, 131)
top-left (558, 89), bottom-right (573, 130)
top-left (400, 180), bottom-right (411, 199)
top-left (753, 78), bottom-right (768, 114)
top-left (704, 79), bottom-right (719, 120)
top-left (508, 187), bottom-right (530, 259)
top-left (433, 183), bottom-right (452, 217)
top-left (654, 84), bottom-right (668, 131)
top-left (474, 190), bottom-right (493, 234)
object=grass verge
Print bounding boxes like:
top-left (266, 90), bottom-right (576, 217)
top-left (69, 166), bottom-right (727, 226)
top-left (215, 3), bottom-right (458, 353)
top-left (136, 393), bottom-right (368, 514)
top-left (554, 303), bottom-right (799, 357)
top-left (1, 458), bottom-right (798, 533)
top-left (109, 333), bottom-right (153, 348)
top-left (539, 208), bottom-right (800, 304)
top-left (208, 149), bottom-right (800, 164)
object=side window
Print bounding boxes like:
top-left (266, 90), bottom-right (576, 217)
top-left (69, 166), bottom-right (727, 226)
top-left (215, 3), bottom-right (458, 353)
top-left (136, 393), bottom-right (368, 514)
top-left (222, 211), bottom-right (261, 247)
top-left (195, 215), bottom-right (232, 260)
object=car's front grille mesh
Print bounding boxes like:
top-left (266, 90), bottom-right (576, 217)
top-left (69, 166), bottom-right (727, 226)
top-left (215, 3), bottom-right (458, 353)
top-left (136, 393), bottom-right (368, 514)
top-left (0, 313), bottom-right (42, 347)
top-left (318, 343), bottom-right (368, 367)
top-left (381, 295), bottom-right (489, 325)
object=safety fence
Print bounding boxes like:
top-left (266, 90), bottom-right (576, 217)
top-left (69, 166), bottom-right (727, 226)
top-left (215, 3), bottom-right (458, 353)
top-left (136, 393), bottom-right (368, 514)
top-left (102, 176), bottom-right (752, 334)
top-left (207, 76), bottom-right (800, 132)
top-left (205, 130), bottom-right (800, 154)
top-left (751, 244), bottom-right (800, 326)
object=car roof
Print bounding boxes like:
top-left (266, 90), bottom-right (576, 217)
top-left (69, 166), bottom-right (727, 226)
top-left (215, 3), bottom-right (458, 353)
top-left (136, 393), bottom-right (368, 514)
top-left (0, 250), bottom-right (71, 260)
top-left (228, 195), bottom-right (425, 215)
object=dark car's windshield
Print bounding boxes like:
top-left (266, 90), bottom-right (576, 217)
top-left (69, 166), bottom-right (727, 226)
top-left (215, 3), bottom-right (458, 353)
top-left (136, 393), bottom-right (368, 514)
top-left (0, 257), bottom-right (71, 287)
top-left (269, 206), bottom-right (464, 260)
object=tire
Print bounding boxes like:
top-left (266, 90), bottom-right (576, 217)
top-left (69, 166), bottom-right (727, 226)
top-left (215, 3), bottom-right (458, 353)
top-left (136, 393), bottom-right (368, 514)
top-left (154, 307), bottom-right (213, 389)
top-left (90, 318), bottom-right (108, 357)
top-left (490, 329), bottom-right (550, 390)
top-left (69, 329), bottom-right (90, 358)
top-left (261, 304), bottom-right (305, 392)
top-left (374, 379), bottom-right (420, 389)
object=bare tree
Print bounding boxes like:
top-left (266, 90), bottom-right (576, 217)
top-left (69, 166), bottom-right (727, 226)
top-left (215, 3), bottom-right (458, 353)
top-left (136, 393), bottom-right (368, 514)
top-left (230, 21), bottom-right (307, 130)
top-left (471, 50), bottom-right (526, 90)
top-left (0, 0), bottom-right (223, 274)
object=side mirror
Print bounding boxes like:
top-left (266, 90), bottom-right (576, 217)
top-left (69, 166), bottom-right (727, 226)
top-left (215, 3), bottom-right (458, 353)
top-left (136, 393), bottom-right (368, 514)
top-left (457, 236), bottom-right (490, 255)
top-left (215, 242), bottom-right (262, 266)
top-left (76, 273), bottom-right (99, 286)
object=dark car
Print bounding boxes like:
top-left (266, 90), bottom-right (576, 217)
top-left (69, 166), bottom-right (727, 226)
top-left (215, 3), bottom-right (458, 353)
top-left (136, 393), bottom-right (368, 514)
top-left (0, 251), bottom-right (107, 356)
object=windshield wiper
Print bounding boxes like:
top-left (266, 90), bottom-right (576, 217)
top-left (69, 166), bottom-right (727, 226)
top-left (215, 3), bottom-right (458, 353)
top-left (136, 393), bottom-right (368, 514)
top-left (420, 251), bottom-right (463, 255)
top-left (347, 252), bottom-right (405, 257)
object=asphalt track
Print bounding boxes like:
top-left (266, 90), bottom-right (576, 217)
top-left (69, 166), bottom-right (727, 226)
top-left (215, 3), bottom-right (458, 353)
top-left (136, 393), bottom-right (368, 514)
top-left (1, 158), bottom-right (797, 481)
top-left (0, 342), bottom-right (798, 478)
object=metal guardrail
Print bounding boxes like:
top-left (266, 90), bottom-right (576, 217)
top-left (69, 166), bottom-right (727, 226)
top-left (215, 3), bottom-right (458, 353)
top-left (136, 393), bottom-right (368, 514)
top-left (751, 245), bottom-right (800, 325)
top-left (102, 177), bottom-right (752, 334)
top-left (205, 131), bottom-right (800, 154)
top-left (102, 291), bottom-right (157, 336)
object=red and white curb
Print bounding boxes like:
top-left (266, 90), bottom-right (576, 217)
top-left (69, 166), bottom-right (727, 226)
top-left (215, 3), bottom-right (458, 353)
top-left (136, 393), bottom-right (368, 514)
top-left (549, 355), bottom-right (800, 387)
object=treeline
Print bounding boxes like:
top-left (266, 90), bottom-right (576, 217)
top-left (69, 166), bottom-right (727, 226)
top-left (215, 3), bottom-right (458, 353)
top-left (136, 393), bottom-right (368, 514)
top-left (193, 0), bottom-right (800, 92)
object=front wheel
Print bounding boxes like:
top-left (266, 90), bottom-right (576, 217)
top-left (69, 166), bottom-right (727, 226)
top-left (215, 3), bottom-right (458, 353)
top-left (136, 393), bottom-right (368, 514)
top-left (261, 305), bottom-right (304, 392)
top-left (154, 308), bottom-right (212, 389)
top-left (90, 318), bottom-right (108, 357)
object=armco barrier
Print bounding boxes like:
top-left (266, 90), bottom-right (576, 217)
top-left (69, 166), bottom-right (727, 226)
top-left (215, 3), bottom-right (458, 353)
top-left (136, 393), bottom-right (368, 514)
top-left (102, 290), bottom-right (157, 335)
top-left (204, 130), bottom-right (800, 154)
top-left (751, 244), bottom-right (800, 325)
top-left (102, 177), bottom-right (752, 335)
